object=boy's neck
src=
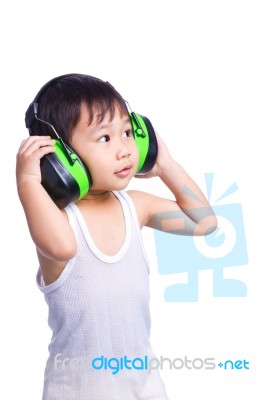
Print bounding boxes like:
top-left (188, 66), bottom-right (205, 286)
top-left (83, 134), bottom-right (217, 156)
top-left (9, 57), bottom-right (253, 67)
top-left (79, 190), bottom-right (113, 202)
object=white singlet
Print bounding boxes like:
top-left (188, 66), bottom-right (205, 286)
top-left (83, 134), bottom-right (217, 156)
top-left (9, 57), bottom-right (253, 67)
top-left (36, 191), bottom-right (169, 400)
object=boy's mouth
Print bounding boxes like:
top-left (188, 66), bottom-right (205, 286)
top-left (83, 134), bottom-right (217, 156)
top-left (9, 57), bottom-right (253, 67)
top-left (115, 164), bottom-right (133, 177)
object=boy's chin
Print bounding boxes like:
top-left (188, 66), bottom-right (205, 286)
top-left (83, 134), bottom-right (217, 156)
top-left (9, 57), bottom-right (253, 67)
top-left (111, 181), bottom-right (131, 191)
top-left (90, 181), bottom-right (131, 193)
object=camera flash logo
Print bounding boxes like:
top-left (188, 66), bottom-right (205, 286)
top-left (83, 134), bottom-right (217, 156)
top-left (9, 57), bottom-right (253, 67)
top-left (154, 173), bottom-right (248, 302)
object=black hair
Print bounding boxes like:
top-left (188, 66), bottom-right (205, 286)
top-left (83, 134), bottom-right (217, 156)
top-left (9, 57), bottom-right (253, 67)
top-left (29, 74), bottom-right (128, 143)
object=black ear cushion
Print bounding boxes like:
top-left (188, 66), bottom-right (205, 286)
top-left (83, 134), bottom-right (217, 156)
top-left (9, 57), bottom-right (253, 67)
top-left (139, 115), bottom-right (158, 174)
top-left (40, 153), bottom-right (80, 209)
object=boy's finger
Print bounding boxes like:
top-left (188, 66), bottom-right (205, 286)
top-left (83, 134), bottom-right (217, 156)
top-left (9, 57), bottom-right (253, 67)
top-left (19, 135), bottom-right (52, 150)
top-left (20, 137), bottom-right (55, 155)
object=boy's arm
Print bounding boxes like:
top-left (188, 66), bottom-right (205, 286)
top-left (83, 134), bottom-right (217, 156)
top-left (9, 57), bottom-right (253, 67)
top-left (16, 136), bottom-right (77, 261)
top-left (128, 134), bottom-right (217, 236)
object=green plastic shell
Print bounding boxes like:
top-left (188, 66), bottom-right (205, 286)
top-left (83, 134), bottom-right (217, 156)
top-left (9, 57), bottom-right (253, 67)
top-left (54, 140), bottom-right (90, 199)
top-left (130, 114), bottom-right (149, 173)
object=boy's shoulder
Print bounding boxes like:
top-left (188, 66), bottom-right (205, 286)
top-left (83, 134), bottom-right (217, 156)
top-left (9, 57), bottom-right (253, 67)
top-left (126, 189), bottom-right (159, 205)
top-left (126, 190), bottom-right (155, 228)
top-left (126, 189), bottom-right (179, 230)
top-left (126, 189), bottom-right (150, 206)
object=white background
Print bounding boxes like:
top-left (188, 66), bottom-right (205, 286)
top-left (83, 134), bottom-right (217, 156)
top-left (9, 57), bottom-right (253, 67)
top-left (0, 0), bottom-right (265, 398)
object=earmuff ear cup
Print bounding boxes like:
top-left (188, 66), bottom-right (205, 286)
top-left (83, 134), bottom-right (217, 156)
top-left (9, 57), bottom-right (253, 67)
top-left (41, 153), bottom-right (80, 209)
top-left (40, 140), bottom-right (91, 208)
top-left (131, 114), bottom-right (158, 174)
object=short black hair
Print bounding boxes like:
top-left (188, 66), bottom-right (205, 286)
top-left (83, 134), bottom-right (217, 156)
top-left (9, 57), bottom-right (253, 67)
top-left (28, 73), bottom-right (128, 143)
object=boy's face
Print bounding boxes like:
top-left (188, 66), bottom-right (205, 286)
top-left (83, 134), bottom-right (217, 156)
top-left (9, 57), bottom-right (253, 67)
top-left (69, 103), bottom-right (139, 194)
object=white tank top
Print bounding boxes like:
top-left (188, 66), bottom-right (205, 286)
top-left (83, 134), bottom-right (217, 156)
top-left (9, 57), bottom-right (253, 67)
top-left (36, 191), bottom-right (169, 400)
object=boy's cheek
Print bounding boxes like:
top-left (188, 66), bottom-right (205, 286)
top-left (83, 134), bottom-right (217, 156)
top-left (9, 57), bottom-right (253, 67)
top-left (132, 146), bottom-right (140, 168)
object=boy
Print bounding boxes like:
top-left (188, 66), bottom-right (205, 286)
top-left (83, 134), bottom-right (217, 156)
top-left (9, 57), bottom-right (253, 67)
top-left (16, 74), bottom-right (217, 399)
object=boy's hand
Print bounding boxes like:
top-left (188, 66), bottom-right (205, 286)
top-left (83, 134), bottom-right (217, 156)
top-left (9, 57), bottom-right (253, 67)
top-left (16, 135), bottom-right (77, 263)
top-left (135, 132), bottom-right (172, 179)
top-left (16, 136), bottom-right (55, 187)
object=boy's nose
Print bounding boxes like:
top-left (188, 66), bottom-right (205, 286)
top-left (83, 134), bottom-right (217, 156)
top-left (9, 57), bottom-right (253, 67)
top-left (116, 142), bottom-right (131, 160)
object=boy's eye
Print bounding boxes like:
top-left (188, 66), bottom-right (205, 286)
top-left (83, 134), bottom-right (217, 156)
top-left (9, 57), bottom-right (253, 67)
top-left (123, 130), bottom-right (133, 138)
top-left (98, 135), bottom-right (110, 143)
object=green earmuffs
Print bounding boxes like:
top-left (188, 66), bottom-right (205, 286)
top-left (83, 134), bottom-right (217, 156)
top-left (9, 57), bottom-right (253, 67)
top-left (25, 74), bottom-right (158, 208)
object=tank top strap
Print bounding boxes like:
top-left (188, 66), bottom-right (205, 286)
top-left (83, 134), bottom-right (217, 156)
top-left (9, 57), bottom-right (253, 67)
top-left (115, 191), bottom-right (150, 272)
